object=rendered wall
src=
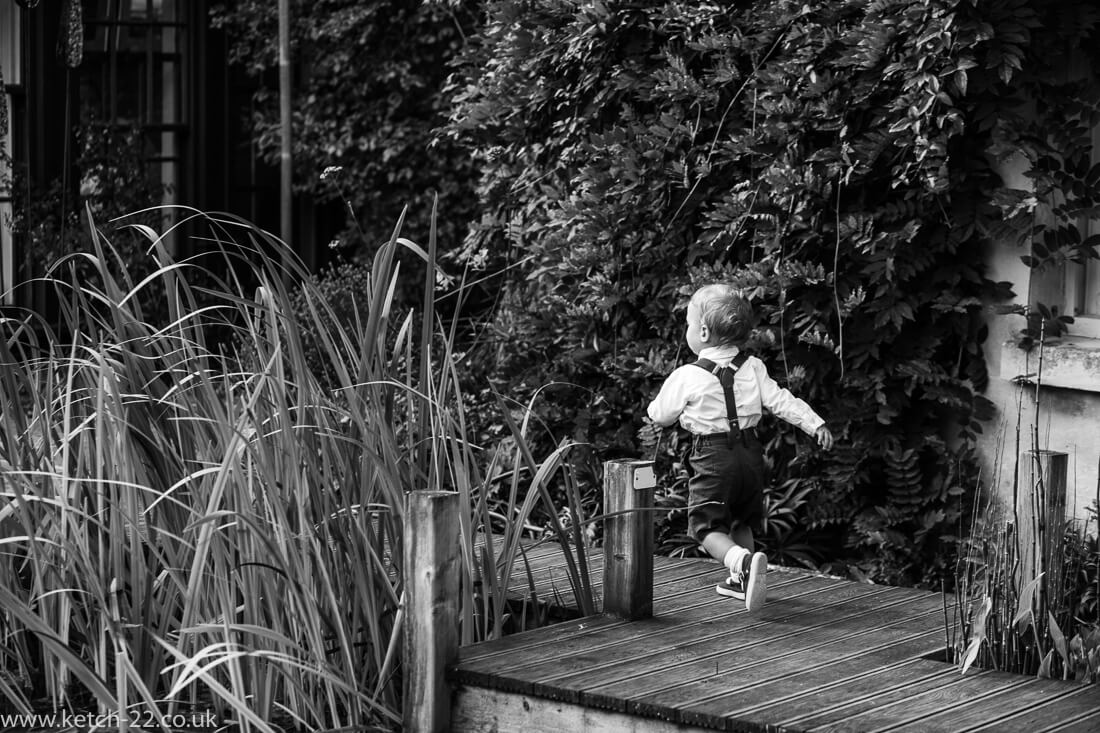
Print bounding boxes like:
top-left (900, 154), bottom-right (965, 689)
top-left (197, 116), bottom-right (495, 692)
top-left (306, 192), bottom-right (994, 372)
top-left (978, 155), bottom-right (1100, 524)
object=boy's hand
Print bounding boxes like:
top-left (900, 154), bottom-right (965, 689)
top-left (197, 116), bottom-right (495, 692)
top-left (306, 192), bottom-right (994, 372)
top-left (637, 418), bottom-right (663, 450)
top-left (814, 425), bottom-right (834, 451)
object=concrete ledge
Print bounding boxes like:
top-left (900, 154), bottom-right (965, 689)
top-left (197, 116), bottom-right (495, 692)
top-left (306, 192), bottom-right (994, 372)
top-left (1000, 336), bottom-right (1100, 392)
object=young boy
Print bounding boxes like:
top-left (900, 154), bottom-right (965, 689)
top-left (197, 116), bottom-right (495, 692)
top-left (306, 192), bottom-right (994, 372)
top-left (645, 284), bottom-right (833, 612)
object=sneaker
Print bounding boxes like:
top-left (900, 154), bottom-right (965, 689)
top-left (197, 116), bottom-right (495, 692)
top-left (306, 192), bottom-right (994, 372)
top-left (715, 575), bottom-right (746, 600)
top-left (744, 551), bottom-right (768, 612)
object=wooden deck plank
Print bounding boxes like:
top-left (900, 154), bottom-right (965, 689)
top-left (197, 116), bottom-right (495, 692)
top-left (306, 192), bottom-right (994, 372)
top-left (494, 540), bottom-right (602, 604)
top-left (511, 554), bottom-right (701, 600)
top-left (479, 537), bottom-right (593, 569)
top-left (454, 573), bottom-right (842, 672)
top-left (682, 649), bottom-right (949, 730)
top-left (456, 564), bottom-right (828, 664)
top-left (453, 576), bottom-right (818, 684)
top-left (1036, 707), bottom-right (1100, 733)
top-left (648, 564), bottom-right (843, 611)
top-left (453, 581), bottom-right (748, 669)
top-left (453, 572), bottom-right (761, 665)
top-left (585, 600), bottom-right (942, 726)
top-left (629, 612), bottom-right (943, 721)
top-left (754, 658), bottom-right (961, 728)
top-left (788, 667), bottom-right (1037, 731)
top-left (956, 687), bottom-right (1100, 733)
top-left (488, 538), bottom-right (847, 617)
top-left (887, 676), bottom-right (1099, 732)
top-left (489, 542), bottom-right (714, 610)
top-left (543, 584), bottom-right (936, 695)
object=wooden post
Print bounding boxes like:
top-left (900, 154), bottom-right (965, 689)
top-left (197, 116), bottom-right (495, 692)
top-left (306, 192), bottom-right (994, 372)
top-left (603, 460), bottom-right (656, 619)
top-left (403, 491), bottom-right (460, 733)
top-left (1019, 450), bottom-right (1068, 593)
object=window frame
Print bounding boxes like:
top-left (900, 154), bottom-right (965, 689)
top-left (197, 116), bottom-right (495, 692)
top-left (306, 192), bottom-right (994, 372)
top-left (0, 2), bottom-right (22, 306)
top-left (1061, 123), bottom-right (1100, 339)
top-left (80, 1), bottom-right (186, 212)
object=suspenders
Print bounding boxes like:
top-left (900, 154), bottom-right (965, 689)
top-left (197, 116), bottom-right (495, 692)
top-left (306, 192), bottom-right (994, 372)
top-left (691, 353), bottom-right (749, 447)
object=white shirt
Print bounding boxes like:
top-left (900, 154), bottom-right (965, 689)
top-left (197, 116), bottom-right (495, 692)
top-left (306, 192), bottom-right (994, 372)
top-left (646, 345), bottom-right (826, 436)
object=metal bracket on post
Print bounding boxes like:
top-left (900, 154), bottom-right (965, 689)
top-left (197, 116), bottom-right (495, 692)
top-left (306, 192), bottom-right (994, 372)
top-left (633, 463), bottom-right (656, 491)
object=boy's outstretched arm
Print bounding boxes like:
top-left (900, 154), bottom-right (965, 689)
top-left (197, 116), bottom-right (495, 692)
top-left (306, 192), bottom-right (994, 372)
top-left (646, 369), bottom-right (689, 428)
top-left (753, 360), bottom-right (832, 446)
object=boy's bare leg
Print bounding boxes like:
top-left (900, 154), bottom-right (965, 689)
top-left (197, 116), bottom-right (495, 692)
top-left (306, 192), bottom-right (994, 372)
top-left (701, 532), bottom-right (739, 564)
top-left (701, 531), bottom-right (734, 561)
top-left (701, 532), bottom-right (749, 574)
top-left (700, 526), bottom-right (755, 566)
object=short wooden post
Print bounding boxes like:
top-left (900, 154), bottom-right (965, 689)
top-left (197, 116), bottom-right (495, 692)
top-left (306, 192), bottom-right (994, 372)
top-left (603, 459), bottom-right (656, 619)
top-left (403, 491), bottom-right (460, 733)
top-left (1019, 450), bottom-right (1068, 592)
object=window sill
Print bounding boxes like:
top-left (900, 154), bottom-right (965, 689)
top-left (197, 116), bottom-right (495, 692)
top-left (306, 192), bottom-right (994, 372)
top-left (999, 336), bottom-right (1100, 392)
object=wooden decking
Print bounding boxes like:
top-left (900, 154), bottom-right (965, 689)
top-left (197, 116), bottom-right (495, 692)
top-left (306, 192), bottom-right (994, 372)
top-left (450, 541), bottom-right (1100, 732)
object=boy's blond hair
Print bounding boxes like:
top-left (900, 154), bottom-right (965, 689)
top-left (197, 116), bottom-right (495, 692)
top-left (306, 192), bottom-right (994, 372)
top-left (691, 284), bottom-right (753, 346)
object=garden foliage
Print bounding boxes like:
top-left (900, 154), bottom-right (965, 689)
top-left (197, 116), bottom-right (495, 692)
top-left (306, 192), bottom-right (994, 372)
top-left (444, 0), bottom-right (1100, 584)
top-left (3, 117), bottom-right (170, 319)
top-left (210, 0), bottom-right (481, 261)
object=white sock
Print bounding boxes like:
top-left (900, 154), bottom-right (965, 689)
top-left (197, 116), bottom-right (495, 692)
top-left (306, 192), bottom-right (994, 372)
top-left (722, 546), bottom-right (749, 573)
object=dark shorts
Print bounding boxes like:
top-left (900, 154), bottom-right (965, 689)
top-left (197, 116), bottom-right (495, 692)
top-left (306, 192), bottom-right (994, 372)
top-left (685, 431), bottom-right (766, 543)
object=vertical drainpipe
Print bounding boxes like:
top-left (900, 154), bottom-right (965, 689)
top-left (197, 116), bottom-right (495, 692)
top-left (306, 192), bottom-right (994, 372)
top-left (278, 0), bottom-right (292, 267)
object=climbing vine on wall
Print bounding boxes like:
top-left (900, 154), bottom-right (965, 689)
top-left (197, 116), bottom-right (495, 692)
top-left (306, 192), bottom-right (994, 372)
top-left (445, 0), bottom-right (1100, 585)
top-left (978, 2), bottom-right (1100, 348)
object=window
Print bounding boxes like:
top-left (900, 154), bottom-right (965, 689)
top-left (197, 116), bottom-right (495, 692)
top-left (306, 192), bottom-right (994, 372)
top-left (0, 2), bottom-right (21, 305)
top-left (1064, 257), bottom-right (1100, 338)
top-left (80, 0), bottom-right (185, 243)
top-left (1064, 123), bottom-right (1100, 339)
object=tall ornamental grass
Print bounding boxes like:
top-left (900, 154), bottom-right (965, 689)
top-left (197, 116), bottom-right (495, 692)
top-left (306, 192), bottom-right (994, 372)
top-left (0, 206), bottom-right (595, 730)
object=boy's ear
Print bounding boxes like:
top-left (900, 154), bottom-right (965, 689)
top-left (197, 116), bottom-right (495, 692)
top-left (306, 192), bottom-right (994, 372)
top-left (699, 324), bottom-right (710, 343)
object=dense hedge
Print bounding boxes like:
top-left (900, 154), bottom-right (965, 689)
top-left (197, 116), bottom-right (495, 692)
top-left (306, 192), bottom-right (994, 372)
top-left (444, 0), bottom-right (1100, 585)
